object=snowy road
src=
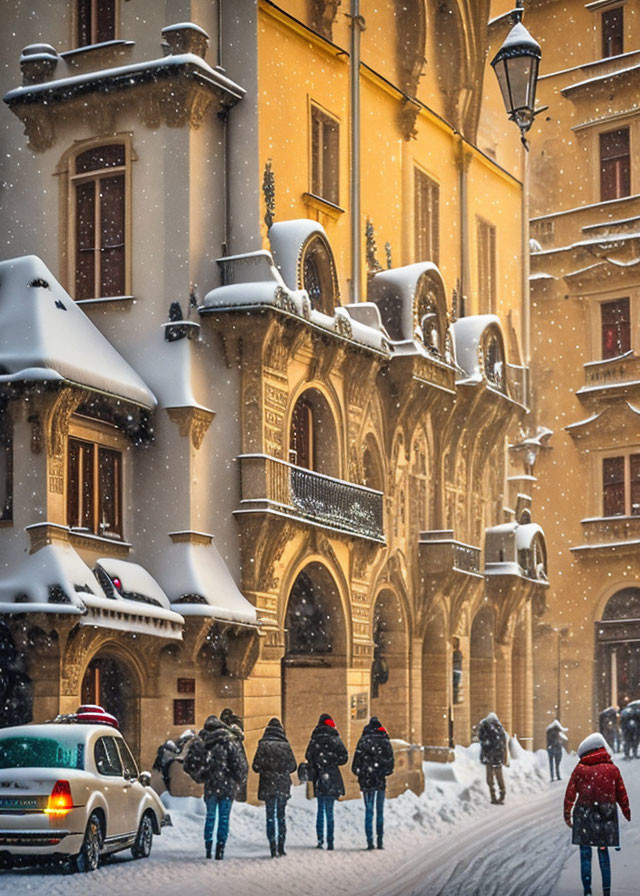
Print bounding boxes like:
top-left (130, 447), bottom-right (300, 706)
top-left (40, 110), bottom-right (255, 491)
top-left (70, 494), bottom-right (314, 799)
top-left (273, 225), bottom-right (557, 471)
top-left (2, 746), bottom-right (638, 896)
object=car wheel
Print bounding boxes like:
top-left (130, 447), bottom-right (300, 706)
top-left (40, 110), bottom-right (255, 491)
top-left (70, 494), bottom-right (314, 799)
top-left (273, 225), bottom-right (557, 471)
top-left (131, 812), bottom-right (154, 859)
top-left (75, 812), bottom-right (102, 872)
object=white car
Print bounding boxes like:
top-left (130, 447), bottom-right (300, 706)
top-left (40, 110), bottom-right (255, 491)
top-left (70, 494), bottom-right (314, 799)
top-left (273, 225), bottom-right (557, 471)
top-left (0, 712), bottom-right (169, 872)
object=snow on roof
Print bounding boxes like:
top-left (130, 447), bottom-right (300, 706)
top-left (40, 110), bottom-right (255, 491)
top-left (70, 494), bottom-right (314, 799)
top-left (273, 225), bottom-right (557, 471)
top-left (450, 314), bottom-right (502, 381)
top-left (562, 61), bottom-right (640, 96)
top-left (0, 541), bottom-right (101, 613)
top-left (155, 330), bottom-right (213, 413)
top-left (268, 220), bottom-right (327, 291)
top-left (0, 256), bottom-right (156, 408)
top-left (96, 558), bottom-right (173, 611)
top-left (153, 537), bottom-right (258, 626)
top-left (515, 523), bottom-right (544, 551)
top-left (369, 262), bottom-right (446, 343)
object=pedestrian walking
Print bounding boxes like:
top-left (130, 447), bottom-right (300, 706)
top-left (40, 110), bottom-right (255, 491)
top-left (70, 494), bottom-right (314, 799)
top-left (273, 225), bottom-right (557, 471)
top-left (252, 717), bottom-right (297, 857)
top-left (599, 706), bottom-right (620, 753)
top-left (184, 714), bottom-right (248, 860)
top-left (305, 713), bottom-right (348, 850)
top-left (221, 707), bottom-right (248, 802)
top-left (564, 732), bottom-right (631, 896)
top-left (620, 701), bottom-right (640, 759)
top-left (477, 712), bottom-right (509, 804)
top-left (546, 719), bottom-right (568, 781)
top-left (351, 716), bottom-right (395, 850)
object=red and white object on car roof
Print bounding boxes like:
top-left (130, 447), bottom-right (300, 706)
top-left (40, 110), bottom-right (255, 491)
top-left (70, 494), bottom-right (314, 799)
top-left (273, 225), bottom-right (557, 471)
top-left (73, 705), bottom-right (119, 729)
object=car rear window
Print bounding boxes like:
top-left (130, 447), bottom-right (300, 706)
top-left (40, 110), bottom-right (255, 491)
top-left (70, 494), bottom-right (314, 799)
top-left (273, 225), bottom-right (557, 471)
top-left (0, 736), bottom-right (84, 770)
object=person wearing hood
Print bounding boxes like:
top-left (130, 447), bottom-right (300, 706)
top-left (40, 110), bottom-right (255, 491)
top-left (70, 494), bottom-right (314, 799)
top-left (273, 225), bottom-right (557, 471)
top-left (221, 707), bottom-right (248, 802)
top-left (252, 717), bottom-right (297, 857)
top-left (477, 712), bottom-right (509, 804)
top-left (546, 719), bottom-right (568, 781)
top-left (305, 713), bottom-right (349, 850)
top-left (351, 716), bottom-right (395, 850)
top-left (564, 732), bottom-right (631, 896)
top-left (194, 714), bottom-right (248, 860)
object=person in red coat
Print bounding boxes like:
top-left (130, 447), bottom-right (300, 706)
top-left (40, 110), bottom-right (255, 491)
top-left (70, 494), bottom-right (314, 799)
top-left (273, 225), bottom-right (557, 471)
top-left (564, 733), bottom-right (631, 896)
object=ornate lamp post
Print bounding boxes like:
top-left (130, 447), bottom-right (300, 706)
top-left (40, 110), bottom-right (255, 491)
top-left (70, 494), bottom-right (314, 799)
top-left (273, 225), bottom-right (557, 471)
top-left (491, 1), bottom-right (543, 149)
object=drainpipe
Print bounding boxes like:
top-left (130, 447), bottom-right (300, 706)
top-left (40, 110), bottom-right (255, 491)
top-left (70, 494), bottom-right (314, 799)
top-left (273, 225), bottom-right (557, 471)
top-left (216, 1), bottom-right (229, 259)
top-left (455, 134), bottom-right (471, 317)
top-left (349, 1), bottom-right (364, 302)
top-left (522, 146), bottom-right (531, 406)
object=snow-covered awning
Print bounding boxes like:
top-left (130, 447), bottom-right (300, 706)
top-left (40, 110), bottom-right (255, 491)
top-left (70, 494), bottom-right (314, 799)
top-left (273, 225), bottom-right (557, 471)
top-left (0, 256), bottom-right (156, 409)
top-left (0, 540), bottom-right (183, 638)
top-left (153, 533), bottom-right (259, 627)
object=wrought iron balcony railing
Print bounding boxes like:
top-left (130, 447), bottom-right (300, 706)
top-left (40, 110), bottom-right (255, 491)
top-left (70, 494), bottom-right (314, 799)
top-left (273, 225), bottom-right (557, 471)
top-left (238, 454), bottom-right (384, 542)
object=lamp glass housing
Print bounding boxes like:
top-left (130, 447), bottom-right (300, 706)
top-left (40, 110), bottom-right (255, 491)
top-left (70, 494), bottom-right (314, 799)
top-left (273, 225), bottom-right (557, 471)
top-left (491, 22), bottom-right (541, 134)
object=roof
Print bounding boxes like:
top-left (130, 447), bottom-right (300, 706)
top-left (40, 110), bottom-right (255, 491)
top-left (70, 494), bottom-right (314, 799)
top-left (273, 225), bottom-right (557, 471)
top-left (0, 256), bottom-right (156, 408)
top-left (0, 722), bottom-right (119, 740)
top-left (451, 314), bottom-right (502, 382)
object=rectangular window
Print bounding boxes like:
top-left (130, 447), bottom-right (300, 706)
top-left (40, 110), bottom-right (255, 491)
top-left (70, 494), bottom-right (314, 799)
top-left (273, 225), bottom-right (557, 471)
top-left (177, 678), bottom-right (195, 694)
top-left (311, 105), bottom-right (339, 206)
top-left (174, 699), bottom-right (195, 726)
top-left (601, 297), bottom-right (631, 359)
top-left (603, 454), bottom-right (640, 516)
top-left (600, 128), bottom-right (630, 202)
top-left (72, 144), bottom-right (126, 300)
top-left (68, 437), bottom-right (122, 536)
top-left (77, 0), bottom-right (116, 47)
top-left (415, 169), bottom-right (440, 265)
top-left (602, 7), bottom-right (623, 58)
top-left (477, 219), bottom-right (497, 314)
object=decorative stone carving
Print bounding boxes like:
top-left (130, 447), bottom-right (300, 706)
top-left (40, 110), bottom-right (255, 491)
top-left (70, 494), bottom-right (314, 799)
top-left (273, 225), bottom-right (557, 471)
top-left (263, 159), bottom-right (276, 230)
top-left (166, 406), bottom-right (215, 449)
top-left (309, 0), bottom-right (342, 40)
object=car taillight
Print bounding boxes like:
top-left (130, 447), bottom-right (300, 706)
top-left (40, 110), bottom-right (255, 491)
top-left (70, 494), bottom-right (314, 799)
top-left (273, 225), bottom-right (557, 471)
top-left (45, 780), bottom-right (73, 816)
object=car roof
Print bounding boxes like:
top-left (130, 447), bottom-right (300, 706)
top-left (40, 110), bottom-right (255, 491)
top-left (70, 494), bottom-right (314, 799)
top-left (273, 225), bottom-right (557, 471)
top-left (0, 723), bottom-right (122, 740)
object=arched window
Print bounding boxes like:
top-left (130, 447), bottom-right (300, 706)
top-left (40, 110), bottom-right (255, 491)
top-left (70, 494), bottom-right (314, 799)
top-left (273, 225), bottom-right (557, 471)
top-left (300, 235), bottom-right (339, 315)
top-left (66, 140), bottom-right (131, 300)
top-left (482, 327), bottom-right (506, 393)
top-left (288, 389), bottom-right (339, 477)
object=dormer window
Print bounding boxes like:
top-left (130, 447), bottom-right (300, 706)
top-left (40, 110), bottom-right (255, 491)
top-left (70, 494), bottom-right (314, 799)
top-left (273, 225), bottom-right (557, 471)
top-left (77, 0), bottom-right (116, 47)
top-left (602, 6), bottom-right (623, 58)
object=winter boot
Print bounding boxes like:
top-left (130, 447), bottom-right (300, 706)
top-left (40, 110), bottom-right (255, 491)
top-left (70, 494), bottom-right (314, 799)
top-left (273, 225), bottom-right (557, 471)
top-left (277, 838), bottom-right (286, 857)
top-left (317, 840), bottom-right (323, 849)
top-left (377, 837), bottom-right (384, 850)
top-left (603, 889), bottom-right (610, 896)
top-left (269, 840), bottom-right (277, 858)
top-left (205, 841), bottom-right (212, 859)
top-left (327, 841), bottom-right (334, 851)
top-left (215, 842), bottom-right (224, 861)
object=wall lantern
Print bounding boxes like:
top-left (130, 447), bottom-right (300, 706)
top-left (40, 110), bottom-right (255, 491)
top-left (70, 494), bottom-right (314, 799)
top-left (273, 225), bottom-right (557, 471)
top-left (491, 1), bottom-right (543, 149)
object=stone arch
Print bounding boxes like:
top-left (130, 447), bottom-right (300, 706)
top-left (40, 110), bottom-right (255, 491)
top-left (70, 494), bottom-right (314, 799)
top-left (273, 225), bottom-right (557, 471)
top-left (596, 587), bottom-right (640, 711)
top-left (410, 426), bottom-right (430, 534)
top-left (481, 323), bottom-right (507, 394)
top-left (281, 561), bottom-right (350, 760)
top-left (288, 384), bottom-right (342, 478)
top-left (422, 604), bottom-right (449, 751)
top-left (470, 607), bottom-right (496, 729)
top-left (299, 233), bottom-right (340, 315)
top-left (80, 641), bottom-right (144, 759)
top-left (371, 587), bottom-right (410, 739)
top-left (414, 268), bottom-right (450, 361)
top-left (362, 431), bottom-right (385, 492)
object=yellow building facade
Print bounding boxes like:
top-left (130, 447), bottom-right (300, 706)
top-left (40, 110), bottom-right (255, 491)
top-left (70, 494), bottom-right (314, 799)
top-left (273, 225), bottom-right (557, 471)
top-left (0, 1), bottom-right (548, 797)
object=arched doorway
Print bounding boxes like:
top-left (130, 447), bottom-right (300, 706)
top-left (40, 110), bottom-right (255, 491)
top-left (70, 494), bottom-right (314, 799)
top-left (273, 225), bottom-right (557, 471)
top-left (282, 563), bottom-right (348, 759)
top-left (470, 608), bottom-right (496, 730)
top-left (422, 608), bottom-right (449, 750)
top-left (371, 589), bottom-right (409, 739)
top-left (597, 588), bottom-right (640, 711)
top-left (81, 651), bottom-right (141, 759)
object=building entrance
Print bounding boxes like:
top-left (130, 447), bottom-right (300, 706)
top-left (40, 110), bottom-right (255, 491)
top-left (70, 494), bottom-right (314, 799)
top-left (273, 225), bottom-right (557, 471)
top-left (596, 588), bottom-right (640, 711)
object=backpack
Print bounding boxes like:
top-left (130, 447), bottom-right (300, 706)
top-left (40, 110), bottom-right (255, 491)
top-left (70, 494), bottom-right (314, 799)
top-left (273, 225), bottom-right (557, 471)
top-left (183, 736), bottom-right (208, 784)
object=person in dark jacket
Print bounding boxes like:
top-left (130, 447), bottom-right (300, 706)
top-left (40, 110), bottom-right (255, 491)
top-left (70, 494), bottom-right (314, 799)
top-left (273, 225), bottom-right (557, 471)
top-left (599, 706), bottom-right (620, 753)
top-left (221, 707), bottom-right (248, 802)
top-left (477, 712), bottom-right (509, 804)
top-left (620, 701), bottom-right (640, 759)
top-left (192, 714), bottom-right (248, 860)
top-left (546, 719), bottom-right (568, 781)
top-left (305, 713), bottom-right (348, 850)
top-left (351, 716), bottom-right (394, 850)
top-left (252, 717), bottom-right (297, 857)
top-left (564, 732), bottom-right (631, 896)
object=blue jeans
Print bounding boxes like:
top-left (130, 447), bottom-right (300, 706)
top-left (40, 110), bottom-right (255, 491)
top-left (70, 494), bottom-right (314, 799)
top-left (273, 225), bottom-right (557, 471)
top-left (316, 795), bottom-right (335, 845)
top-left (204, 794), bottom-right (232, 845)
top-left (579, 845), bottom-right (610, 894)
top-left (265, 796), bottom-right (287, 845)
top-left (363, 789), bottom-right (385, 845)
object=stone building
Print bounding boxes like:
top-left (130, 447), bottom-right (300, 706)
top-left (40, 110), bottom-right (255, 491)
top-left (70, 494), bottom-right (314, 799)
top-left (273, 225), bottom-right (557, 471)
top-left (0, 1), bottom-right (548, 795)
top-left (524, 0), bottom-right (640, 748)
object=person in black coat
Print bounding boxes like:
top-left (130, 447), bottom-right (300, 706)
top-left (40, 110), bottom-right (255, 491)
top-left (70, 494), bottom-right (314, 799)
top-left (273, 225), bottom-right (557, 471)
top-left (221, 707), bottom-right (248, 802)
top-left (192, 714), bottom-right (248, 860)
top-left (477, 712), bottom-right (509, 804)
top-left (351, 716), bottom-right (395, 850)
top-left (252, 717), bottom-right (297, 857)
top-left (305, 713), bottom-right (348, 849)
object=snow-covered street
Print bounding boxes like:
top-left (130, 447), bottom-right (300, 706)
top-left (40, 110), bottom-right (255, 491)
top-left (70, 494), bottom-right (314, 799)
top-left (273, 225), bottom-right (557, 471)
top-left (3, 744), bottom-right (638, 895)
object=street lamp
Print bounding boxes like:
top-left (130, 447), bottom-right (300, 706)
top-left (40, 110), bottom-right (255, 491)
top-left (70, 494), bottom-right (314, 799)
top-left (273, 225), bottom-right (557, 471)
top-left (491, 1), bottom-right (543, 149)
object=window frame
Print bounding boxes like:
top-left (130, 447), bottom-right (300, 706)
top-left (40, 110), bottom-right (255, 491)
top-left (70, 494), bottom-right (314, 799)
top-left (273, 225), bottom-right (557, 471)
top-left (601, 450), bottom-right (640, 517)
top-left (601, 5), bottom-right (624, 58)
top-left (599, 127), bottom-right (630, 202)
top-left (58, 136), bottom-right (134, 302)
top-left (600, 296), bottom-right (631, 359)
top-left (309, 102), bottom-right (340, 207)
top-left (75, 0), bottom-right (118, 49)
top-left (414, 167), bottom-right (440, 265)
top-left (476, 217), bottom-right (497, 314)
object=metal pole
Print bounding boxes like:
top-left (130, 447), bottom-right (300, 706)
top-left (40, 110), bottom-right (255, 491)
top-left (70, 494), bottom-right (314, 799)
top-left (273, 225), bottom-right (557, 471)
top-left (522, 143), bottom-right (531, 405)
top-left (349, 0), bottom-right (362, 302)
top-left (556, 629), bottom-right (561, 721)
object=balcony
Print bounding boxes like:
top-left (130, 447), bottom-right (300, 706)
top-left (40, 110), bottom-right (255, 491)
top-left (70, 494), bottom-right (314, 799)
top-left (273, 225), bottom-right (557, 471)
top-left (577, 352), bottom-right (640, 403)
top-left (572, 515), bottom-right (640, 556)
top-left (418, 530), bottom-right (482, 576)
top-left (237, 454), bottom-right (384, 542)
